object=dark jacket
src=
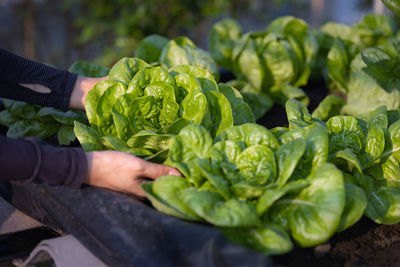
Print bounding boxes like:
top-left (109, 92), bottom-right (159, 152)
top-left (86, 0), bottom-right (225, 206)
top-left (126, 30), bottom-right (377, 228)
top-left (0, 48), bottom-right (86, 188)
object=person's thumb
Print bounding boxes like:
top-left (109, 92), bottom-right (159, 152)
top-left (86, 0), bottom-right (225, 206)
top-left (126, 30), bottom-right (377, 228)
top-left (141, 161), bottom-right (182, 179)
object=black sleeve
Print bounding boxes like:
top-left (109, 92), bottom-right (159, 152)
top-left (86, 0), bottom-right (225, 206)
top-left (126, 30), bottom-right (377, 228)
top-left (0, 48), bottom-right (78, 111)
top-left (0, 136), bottom-right (87, 188)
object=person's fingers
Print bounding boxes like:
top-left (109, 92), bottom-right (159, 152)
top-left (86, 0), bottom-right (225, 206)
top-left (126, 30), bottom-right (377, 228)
top-left (139, 160), bottom-right (182, 180)
top-left (84, 151), bottom-right (182, 197)
top-left (126, 179), bottom-right (147, 197)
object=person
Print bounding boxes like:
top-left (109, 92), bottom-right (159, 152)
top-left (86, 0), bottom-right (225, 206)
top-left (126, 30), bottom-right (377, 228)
top-left (0, 48), bottom-right (181, 197)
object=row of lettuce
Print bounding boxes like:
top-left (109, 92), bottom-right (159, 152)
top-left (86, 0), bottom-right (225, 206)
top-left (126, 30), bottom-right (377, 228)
top-left (142, 101), bottom-right (400, 255)
top-left (0, 2), bottom-right (399, 256)
top-left (1, 12), bottom-right (400, 144)
top-left (66, 57), bottom-right (400, 256)
top-left (136, 12), bottom-right (400, 120)
top-left (72, 58), bottom-right (254, 161)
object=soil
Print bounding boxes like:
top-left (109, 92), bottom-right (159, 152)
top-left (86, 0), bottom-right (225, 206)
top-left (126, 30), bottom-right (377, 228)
top-left (272, 217), bottom-right (400, 267)
top-left (256, 79), bottom-right (329, 129)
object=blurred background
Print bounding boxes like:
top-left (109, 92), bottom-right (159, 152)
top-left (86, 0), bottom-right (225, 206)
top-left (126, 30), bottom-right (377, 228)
top-left (0, 0), bottom-right (390, 69)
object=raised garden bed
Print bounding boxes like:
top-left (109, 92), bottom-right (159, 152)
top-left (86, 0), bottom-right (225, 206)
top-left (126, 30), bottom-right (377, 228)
top-left (8, 180), bottom-right (400, 267)
top-left (3, 77), bottom-right (400, 267)
top-left (2, 9), bottom-right (400, 265)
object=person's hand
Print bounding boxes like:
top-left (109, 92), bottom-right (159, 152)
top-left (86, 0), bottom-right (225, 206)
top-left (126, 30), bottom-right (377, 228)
top-left (69, 76), bottom-right (108, 110)
top-left (83, 150), bottom-right (182, 196)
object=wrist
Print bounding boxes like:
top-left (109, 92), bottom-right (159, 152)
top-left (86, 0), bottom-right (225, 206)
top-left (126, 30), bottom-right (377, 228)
top-left (69, 76), bottom-right (108, 110)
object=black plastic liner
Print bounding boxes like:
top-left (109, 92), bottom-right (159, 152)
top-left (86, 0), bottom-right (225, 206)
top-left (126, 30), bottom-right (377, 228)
top-left (10, 184), bottom-right (274, 267)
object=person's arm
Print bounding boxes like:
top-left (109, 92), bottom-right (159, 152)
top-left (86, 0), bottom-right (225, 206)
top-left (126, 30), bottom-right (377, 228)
top-left (68, 76), bottom-right (107, 110)
top-left (0, 48), bottom-right (181, 195)
top-left (0, 48), bottom-right (105, 111)
top-left (0, 136), bottom-right (181, 195)
top-left (0, 136), bottom-right (86, 188)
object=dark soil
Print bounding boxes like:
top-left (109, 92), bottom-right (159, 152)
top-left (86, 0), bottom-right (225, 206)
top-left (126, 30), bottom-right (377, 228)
top-left (272, 217), bottom-right (400, 267)
top-left (257, 79), bottom-right (329, 129)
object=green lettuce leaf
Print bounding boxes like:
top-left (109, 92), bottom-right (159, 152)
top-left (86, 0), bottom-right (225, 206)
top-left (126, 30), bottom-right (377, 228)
top-left (179, 188), bottom-right (260, 227)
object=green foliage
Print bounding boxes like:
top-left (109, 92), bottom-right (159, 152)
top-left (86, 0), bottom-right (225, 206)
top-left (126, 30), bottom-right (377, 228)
top-left (68, 60), bottom-right (110, 77)
top-left (319, 14), bottom-right (399, 108)
top-left (337, 181), bottom-right (367, 232)
top-left (134, 35), bottom-right (169, 64)
top-left (208, 18), bottom-right (243, 69)
top-left (226, 80), bottom-right (273, 120)
top-left (312, 95), bottom-right (345, 122)
top-left (294, 102), bottom-right (400, 225)
top-left (179, 188), bottom-right (260, 227)
top-left (142, 99), bottom-right (400, 255)
top-left (285, 99), bottom-right (316, 129)
top-left (0, 100), bottom-right (88, 145)
top-left (326, 38), bottom-right (354, 92)
top-left (6, 8), bottom-right (400, 256)
top-left (326, 116), bottom-right (365, 154)
top-left (361, 45), bottom-right (400, 93)
top-left (218, 84), bottom-right (255, 125)
top-left (74, 58), bottom-right (254, 162)
top-left (135, 35), bottom-right (219, 80)
top-left (221, 224), bottom-right (293, 256)
top-left (383, 0), bottom-right (400, 17)
top-left (285, 163), bottom-right (345, 247)
top-left (342, 52), bottom-right (400, 115)
top-left (65, 0), bottom-right (234, 65)
top-left (4, 8), bottom-right (394, 256)
top-left (208, 16), bottom-right (317, 119)
top-left (143, 121), bottom-right (345, 254)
